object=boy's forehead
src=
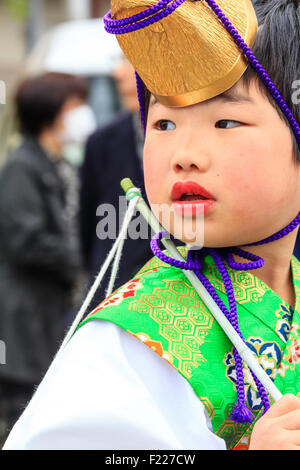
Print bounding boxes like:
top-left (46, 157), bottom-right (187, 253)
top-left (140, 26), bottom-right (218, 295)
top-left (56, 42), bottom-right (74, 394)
top-left (150, 80), bottom-right (255, 109)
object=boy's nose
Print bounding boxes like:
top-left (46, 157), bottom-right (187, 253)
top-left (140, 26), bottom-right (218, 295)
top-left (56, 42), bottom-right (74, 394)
top-left (171, 145), bottom-right (211, 174)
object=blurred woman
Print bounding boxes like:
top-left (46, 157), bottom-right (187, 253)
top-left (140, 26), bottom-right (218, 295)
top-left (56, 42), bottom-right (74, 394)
top-left (0, 73), bottom-right (95, 438)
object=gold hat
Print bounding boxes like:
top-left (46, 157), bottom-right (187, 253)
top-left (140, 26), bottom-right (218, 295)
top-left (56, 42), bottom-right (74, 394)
top-left (111, 0), bottom-right (258, 106)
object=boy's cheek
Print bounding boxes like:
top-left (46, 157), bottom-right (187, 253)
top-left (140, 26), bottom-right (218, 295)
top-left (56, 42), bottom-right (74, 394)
top-left (144, 160), bottom-right (157, 190)
top-left (144, 152), bottom-right (166, 203)
top-left (222, 156), bottom-right (270, 199)
top-left (220, 165), bottom-right (275, 220)
top-left (226, 174), bottom-right (288, 223)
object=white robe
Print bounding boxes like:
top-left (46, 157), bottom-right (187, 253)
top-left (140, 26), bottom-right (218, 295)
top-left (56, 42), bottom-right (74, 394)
top-left (3, 320), bottom-right (226, 450)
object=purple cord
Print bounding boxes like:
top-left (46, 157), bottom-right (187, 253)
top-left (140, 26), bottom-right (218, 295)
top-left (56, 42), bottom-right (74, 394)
top-left (135, 72), bottom-right (146, 133)
top-left (151, 231), bottom-right (274, 422)
top-left (204, 0), bottom-right (300, 149)
top-left (104, 0), bottom-right (300, 423)
top-left (104, 0), bottom-right (186, 34)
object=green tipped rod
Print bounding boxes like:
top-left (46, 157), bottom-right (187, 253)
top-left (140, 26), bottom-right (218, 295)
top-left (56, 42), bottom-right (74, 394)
top-left (121, 178), bottom-right (163, 235)
top-left (120, 178), bottom-right (283, 402)
top-left (121, 178), bottom-right (135, 194)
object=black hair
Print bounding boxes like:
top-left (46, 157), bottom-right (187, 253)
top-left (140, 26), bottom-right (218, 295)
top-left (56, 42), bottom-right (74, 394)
top-left (15, 73), bottom-right (89, 138)
top-left (242, 0), bottom-right (300, 163)
top-left (144, 0), bottom-right (300, 162)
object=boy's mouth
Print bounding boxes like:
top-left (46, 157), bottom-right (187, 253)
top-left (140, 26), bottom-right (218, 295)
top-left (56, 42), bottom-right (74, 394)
top-left (179, 193), bottom-right (209, 201)
top-left (171, 181), bottom-right (215, 202)
top-left (171, 181), bottom-right (216, 216)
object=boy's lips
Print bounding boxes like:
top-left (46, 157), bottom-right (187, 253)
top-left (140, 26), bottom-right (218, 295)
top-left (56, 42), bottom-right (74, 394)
top-left (171, 181), bottom-right (215, 201)
top-left (171, 181), bottom-right (216, 216)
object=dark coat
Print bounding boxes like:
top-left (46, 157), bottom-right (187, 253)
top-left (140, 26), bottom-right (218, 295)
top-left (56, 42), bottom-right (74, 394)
top-left (0, 139), bottom-right (81, 385)
top-left (79, 112), bottom-right (153, 310)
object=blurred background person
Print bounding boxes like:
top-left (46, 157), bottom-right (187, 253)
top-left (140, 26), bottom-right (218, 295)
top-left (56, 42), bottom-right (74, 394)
top-left (0, 72), bottom-right (91, 439)
top-left (0, 3), bottom-right (121, 443)
top-left (79, 56), bottom-right (152, 311)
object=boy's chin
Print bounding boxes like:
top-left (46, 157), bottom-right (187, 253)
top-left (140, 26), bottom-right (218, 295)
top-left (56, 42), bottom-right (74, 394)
top-left (166, 227), bottom-right (247, 250)
top-left (161, 217), bottom-right (205, 248)
top-left (153, 206), bottom-right (262, 249)
top-left (150, 205), bottom-right (206, 247)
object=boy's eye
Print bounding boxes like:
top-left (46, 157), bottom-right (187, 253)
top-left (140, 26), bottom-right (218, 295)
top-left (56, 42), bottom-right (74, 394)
top-left (215, 120), bottom-right (243, 129)
top-left (154, 120), bottom-right (176, 131)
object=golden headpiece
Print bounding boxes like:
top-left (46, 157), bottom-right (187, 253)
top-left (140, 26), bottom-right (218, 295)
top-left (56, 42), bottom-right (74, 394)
top-left (109, 0), bottom-right (258, 107)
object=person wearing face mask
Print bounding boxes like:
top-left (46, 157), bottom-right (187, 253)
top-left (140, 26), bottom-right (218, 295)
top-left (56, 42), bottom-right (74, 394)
top-left (61, 102), bottom-right (97, 167)
top-left (79, 56), bottom-right (152, 312)
top-left (0, 72), bottom-right (93, 441)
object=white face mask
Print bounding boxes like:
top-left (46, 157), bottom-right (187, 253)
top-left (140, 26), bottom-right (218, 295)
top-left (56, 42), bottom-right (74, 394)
top-left (61, 104), bottom-right (97, 146)
top-left (60, 104), bottom-right (97, 166)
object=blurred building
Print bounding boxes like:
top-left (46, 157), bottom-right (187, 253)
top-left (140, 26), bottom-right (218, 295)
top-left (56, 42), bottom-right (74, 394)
top-left (0, 0), bottom-right (110, 95)
top-left (0, 0), bottom-right (117, 161)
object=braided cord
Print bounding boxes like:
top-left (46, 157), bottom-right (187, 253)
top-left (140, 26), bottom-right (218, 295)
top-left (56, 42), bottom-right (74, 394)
top-left (135, 72), bottom-right (146, 133)
top-left (151, 232), bottom-right (274, 422)
top-left (204, 0), bottom-right (300, 150)
top-left (104, 0), bottom-right (186, 34)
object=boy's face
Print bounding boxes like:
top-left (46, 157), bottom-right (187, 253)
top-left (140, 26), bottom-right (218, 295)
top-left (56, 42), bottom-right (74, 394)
top-left (143, 78), bottom-right (300, 247)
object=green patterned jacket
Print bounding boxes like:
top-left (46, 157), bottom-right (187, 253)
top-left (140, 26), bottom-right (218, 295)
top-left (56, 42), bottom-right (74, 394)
top-left (79, 248), bottom-right (300, 450)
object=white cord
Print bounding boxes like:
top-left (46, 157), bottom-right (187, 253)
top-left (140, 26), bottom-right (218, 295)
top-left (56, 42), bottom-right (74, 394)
top-left (105, 235), bottom-right (126, 298)
top-left (105, 200), bottom-right (136, 297)
top-left (56, 196), bottom-right (139, 355)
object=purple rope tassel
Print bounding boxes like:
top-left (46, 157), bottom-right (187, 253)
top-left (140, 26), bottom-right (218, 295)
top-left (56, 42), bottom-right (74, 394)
top-left (150, 212), bottom-right (299, 424)
top-left (104, 0), bottom-right (300, 422)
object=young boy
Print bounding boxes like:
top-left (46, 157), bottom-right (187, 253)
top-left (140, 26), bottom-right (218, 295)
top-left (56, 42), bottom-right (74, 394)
top-left (3, 0), bottom-right (300, 450)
